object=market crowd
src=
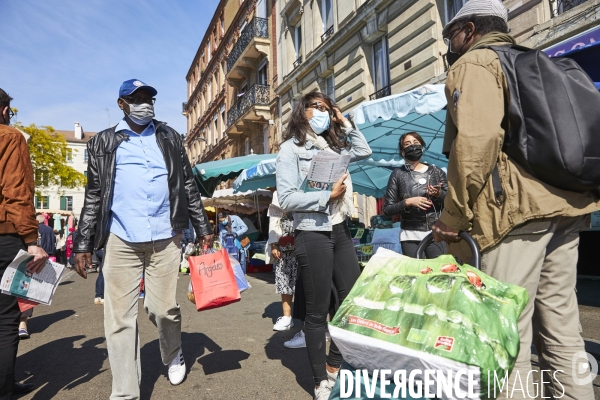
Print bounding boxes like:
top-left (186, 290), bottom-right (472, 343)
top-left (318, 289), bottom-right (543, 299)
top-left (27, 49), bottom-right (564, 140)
top-left (1, 0), bottom-right (599, 398)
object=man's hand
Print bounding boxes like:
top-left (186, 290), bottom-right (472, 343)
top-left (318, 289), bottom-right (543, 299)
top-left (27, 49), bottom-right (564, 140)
top-left (330, 173), bottom-right (348, 201)
top-left (26, 246), bottom-right (49, 274)
top-left (75, 252), bottom-right (92, 279)
top-left (431, 220), bottom-right (461, 243)
top-left (199, 234), bottom-right (214, 249)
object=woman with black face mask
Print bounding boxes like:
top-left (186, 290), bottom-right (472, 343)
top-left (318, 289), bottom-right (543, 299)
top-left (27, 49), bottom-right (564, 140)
top-left (383, 132), bottom-right (448, 258)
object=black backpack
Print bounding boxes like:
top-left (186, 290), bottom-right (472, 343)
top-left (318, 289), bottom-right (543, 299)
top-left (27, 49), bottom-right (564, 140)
top-left (489, 44), bottom-right (600, 192)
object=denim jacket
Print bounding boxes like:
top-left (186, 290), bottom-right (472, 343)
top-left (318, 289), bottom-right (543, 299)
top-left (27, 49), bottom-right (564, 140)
top-left (276, 127), bottom-right (372, 231)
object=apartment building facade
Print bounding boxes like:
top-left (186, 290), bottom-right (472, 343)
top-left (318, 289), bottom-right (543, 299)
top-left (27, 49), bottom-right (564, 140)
top-left (184, 0), bottom-right (280, 166)
top-left (274, 0), bottom-right (457, 131)
top-left (34, 123), bottom-right (95, 219)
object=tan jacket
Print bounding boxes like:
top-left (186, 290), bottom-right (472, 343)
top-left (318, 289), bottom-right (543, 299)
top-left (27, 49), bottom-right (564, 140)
top-left (0, 125), bottom-right (38, 243)
top-left (440, 41), bottom-right (600, 260)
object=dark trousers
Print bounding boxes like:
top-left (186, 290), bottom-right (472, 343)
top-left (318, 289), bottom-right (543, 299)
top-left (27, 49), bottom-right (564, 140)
top-left (294, 223), bottom-right (361, 385)
top-left (401, 240), bottom-right (446, 259)
top-left (0, 234), bottom-right (25, 399)
top-left (95, 264), bottom-right (104, 299)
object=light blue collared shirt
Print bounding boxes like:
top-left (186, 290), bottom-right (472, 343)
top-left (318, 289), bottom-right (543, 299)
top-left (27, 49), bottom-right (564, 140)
top-left (110, 119), bottom-right (177, 243)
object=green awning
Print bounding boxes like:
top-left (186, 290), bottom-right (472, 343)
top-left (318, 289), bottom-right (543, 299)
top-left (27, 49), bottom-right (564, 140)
top-left (192, 153), bottom-right (276, 197)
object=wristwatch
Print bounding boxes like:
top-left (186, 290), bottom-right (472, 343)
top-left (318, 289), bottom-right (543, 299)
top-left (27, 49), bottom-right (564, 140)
top-left (25, 240), bottom-right (38, 247)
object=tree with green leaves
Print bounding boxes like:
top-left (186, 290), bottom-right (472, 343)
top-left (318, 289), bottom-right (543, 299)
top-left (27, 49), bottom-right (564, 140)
top-left (16, 124), bottom-right (86, 195)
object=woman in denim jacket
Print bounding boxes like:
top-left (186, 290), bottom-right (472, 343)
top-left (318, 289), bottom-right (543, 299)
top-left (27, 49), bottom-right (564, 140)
top-left (276, 90), bottom-right (371, 400)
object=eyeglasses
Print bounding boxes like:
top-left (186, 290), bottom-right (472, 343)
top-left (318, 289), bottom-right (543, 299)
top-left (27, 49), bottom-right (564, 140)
top-left (306, 101), bottom-right (331, 113)
top-left (7, 108), bottom-right (15, 121)
top-left (443, 25), bottom-right (465, 47)
top-left (122, 96), bottom-right (156, 105)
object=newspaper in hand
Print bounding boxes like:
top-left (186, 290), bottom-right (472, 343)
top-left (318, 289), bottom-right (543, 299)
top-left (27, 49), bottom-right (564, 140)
top-left (304, 151), bottom-right (351, 192)
top-left (0, 250), bottom-right (65, 305)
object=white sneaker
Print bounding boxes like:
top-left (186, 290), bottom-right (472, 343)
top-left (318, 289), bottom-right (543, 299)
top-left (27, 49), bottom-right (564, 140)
top-left (284, 330), bottom-right (306, 348)
top-left (168, 349), bottom-right (186, 385)
top-left (314, 379), bottom-right (332, 400)
top-left (273, 316), bottom-right (294, 331)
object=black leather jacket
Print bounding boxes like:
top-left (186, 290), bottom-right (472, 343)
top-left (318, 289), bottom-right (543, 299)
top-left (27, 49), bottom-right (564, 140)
top-left (74, 120), bottom-right (212, 253)
top-left (383, 164), bottom-right (448, 231)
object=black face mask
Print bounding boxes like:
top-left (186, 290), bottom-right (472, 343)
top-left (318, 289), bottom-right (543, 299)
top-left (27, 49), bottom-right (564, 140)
top-left (403, 145), bottom-right (423, 161)
top-left (445, 27), bottom-right (468, 68)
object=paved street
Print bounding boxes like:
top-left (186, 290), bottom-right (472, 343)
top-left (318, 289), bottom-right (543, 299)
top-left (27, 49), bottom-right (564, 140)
top-left (14, 270), bottom-right (600, 400)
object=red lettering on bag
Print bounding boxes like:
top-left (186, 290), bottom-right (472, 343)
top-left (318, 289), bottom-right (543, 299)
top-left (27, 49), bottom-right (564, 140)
top-left (348, 316), bottom-right (400, 335)
top-left (434, 336), bottom-right (455, 352)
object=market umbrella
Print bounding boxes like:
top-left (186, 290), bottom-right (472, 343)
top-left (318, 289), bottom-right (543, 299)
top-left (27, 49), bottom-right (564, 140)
top-left (232, 158), bottom-right (393, 198)
top-left (192, 153), bottom-right (276, 197)
top-left (351, 84), bottom-right (448, 168)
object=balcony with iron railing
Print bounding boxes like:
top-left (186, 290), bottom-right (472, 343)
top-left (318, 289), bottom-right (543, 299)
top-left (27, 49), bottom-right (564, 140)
top-left (321, 26), bottom-right (334, 43)
top-left (226, 17), bottom-right (270, 81)
top-left (550, 0), bottom-right (590, 16)
top-left (369, 84), bottom-right (391, 100)
top-left (293, 55), bottom-right (303, 69)
top-left (226, 84), bottom-right (271, 135)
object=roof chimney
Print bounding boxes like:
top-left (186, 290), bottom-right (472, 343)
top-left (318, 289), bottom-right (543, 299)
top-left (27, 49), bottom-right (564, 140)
top-left (74, 122), bottom-right (83, 140)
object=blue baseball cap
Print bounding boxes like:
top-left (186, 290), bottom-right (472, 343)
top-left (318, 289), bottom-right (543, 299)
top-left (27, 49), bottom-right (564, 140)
top-left (118, 79), bottom-right (158, 98)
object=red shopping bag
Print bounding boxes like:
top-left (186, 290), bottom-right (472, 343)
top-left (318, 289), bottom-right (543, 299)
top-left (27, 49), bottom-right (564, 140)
top-left (188, 249), bottom-right (240, 311)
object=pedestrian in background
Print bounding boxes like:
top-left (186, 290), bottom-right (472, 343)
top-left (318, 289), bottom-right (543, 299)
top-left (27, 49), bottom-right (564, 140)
top-left (36, 214), bottom-right (56, 257)
top-left (93, 249), bottom-right (104, 305)
top-left (0, 88), bottom-right (47, 398)
top-left (276, 90), bottom-right (372, 400)
top-left (383, 132), bottom-right (447, 257)
top-left (217, 211), bottom-right (248, 268)
top-left (266, 191), bottom-right (298, 332)
top-left (73, 79), bottom-right (213, 398)
top-left (432, 1), bottom-right (600, 398)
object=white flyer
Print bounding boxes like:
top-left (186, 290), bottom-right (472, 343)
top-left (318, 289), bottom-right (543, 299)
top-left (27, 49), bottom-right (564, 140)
top-left (0, 250), bottom-right (65, 305)
top-left (305, 152), bottom-right (351, 191)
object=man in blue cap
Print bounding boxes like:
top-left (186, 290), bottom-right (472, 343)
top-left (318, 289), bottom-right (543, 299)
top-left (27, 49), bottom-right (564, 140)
top-left (73, 79), bottom-right (214, 398)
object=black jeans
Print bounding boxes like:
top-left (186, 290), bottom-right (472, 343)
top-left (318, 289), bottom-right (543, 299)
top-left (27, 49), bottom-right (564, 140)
top-left (0, 234), bottom-right (25, 399)
top-left (400, 240), bottom-right (446, 259)
top-left (294, 223), bottom-right (361, 385)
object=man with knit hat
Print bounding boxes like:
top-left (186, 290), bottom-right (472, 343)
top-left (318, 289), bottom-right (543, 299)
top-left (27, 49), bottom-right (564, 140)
top-left (431, 1), bottom-right (599, 398)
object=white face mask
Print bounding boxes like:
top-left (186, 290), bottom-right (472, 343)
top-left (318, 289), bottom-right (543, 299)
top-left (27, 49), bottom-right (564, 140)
top-left (124, 100), bottom-right (154, 125)
top-left (309, 109), bottom-right (331, 135)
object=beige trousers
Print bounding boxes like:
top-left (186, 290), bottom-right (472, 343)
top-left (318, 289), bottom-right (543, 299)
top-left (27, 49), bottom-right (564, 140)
top-left (103, 233), bottom-right (182, 400)
top-left (481, 216), bottom-right (594, 400)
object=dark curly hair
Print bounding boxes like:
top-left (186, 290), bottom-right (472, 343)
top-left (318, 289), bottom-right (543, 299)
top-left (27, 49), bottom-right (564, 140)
top-left (283, 89), bottom-right (349, 152)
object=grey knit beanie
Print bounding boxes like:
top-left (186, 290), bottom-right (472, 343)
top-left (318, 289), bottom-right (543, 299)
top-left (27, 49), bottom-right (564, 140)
top-left (444, 0), bottom-right (508, 31)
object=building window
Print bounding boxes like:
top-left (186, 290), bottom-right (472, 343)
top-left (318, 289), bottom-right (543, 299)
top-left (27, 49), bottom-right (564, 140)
top-left (65, 148), bottom-right (73, 162)
top-left (84, 149), bottom-right (88, 162)
top-left (245, 137), bottom-right (251, 155)
top-left (240, 81), bottom-right (248, 96)
top-left (325, 74), bottom-right (335, 101)
top-left (60, 196), bottom-right (73, 211)
top-left (294, 25), bottom-right (302, 59)
top-left (445, 0), bottom-right (467, 24)
top-left (35, 170), bottom-right (48, 187)
top-left (373, 36), bottom-right (390, 92)
top-left (221, 18), bottom-right (225, 35)
top-left (35, 196), bottom-right (49, 209)
top-left (257, 0), bottom-right (267, 19)
top-left (214, 115), bottom-right (219, 142)
top-left (258, 61), bottom-right (268, 85)
top-left (321, 0), bottom-right (333, 32)
top-left (221, 105), bottom-right (226, 135)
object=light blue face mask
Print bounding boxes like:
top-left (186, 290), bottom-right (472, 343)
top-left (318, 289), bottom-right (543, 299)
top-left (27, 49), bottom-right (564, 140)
top-left (309, 109), bottom-right (331, 135)
top-left (220, 219), bottom-right (228, 226)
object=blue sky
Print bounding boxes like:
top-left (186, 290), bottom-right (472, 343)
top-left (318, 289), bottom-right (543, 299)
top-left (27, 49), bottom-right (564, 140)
top-left (1, 0), bottom-right (219, 134)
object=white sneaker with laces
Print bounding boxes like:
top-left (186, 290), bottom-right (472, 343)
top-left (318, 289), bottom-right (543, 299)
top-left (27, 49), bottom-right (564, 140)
top-left (168, 348), bottom-right (186, 385)
top-left (314, 379), bottom-right (332, 400)
top-left (284, 330), bottom-right (306, 348)
top-left (273, 316), bottom-right (294, 331)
